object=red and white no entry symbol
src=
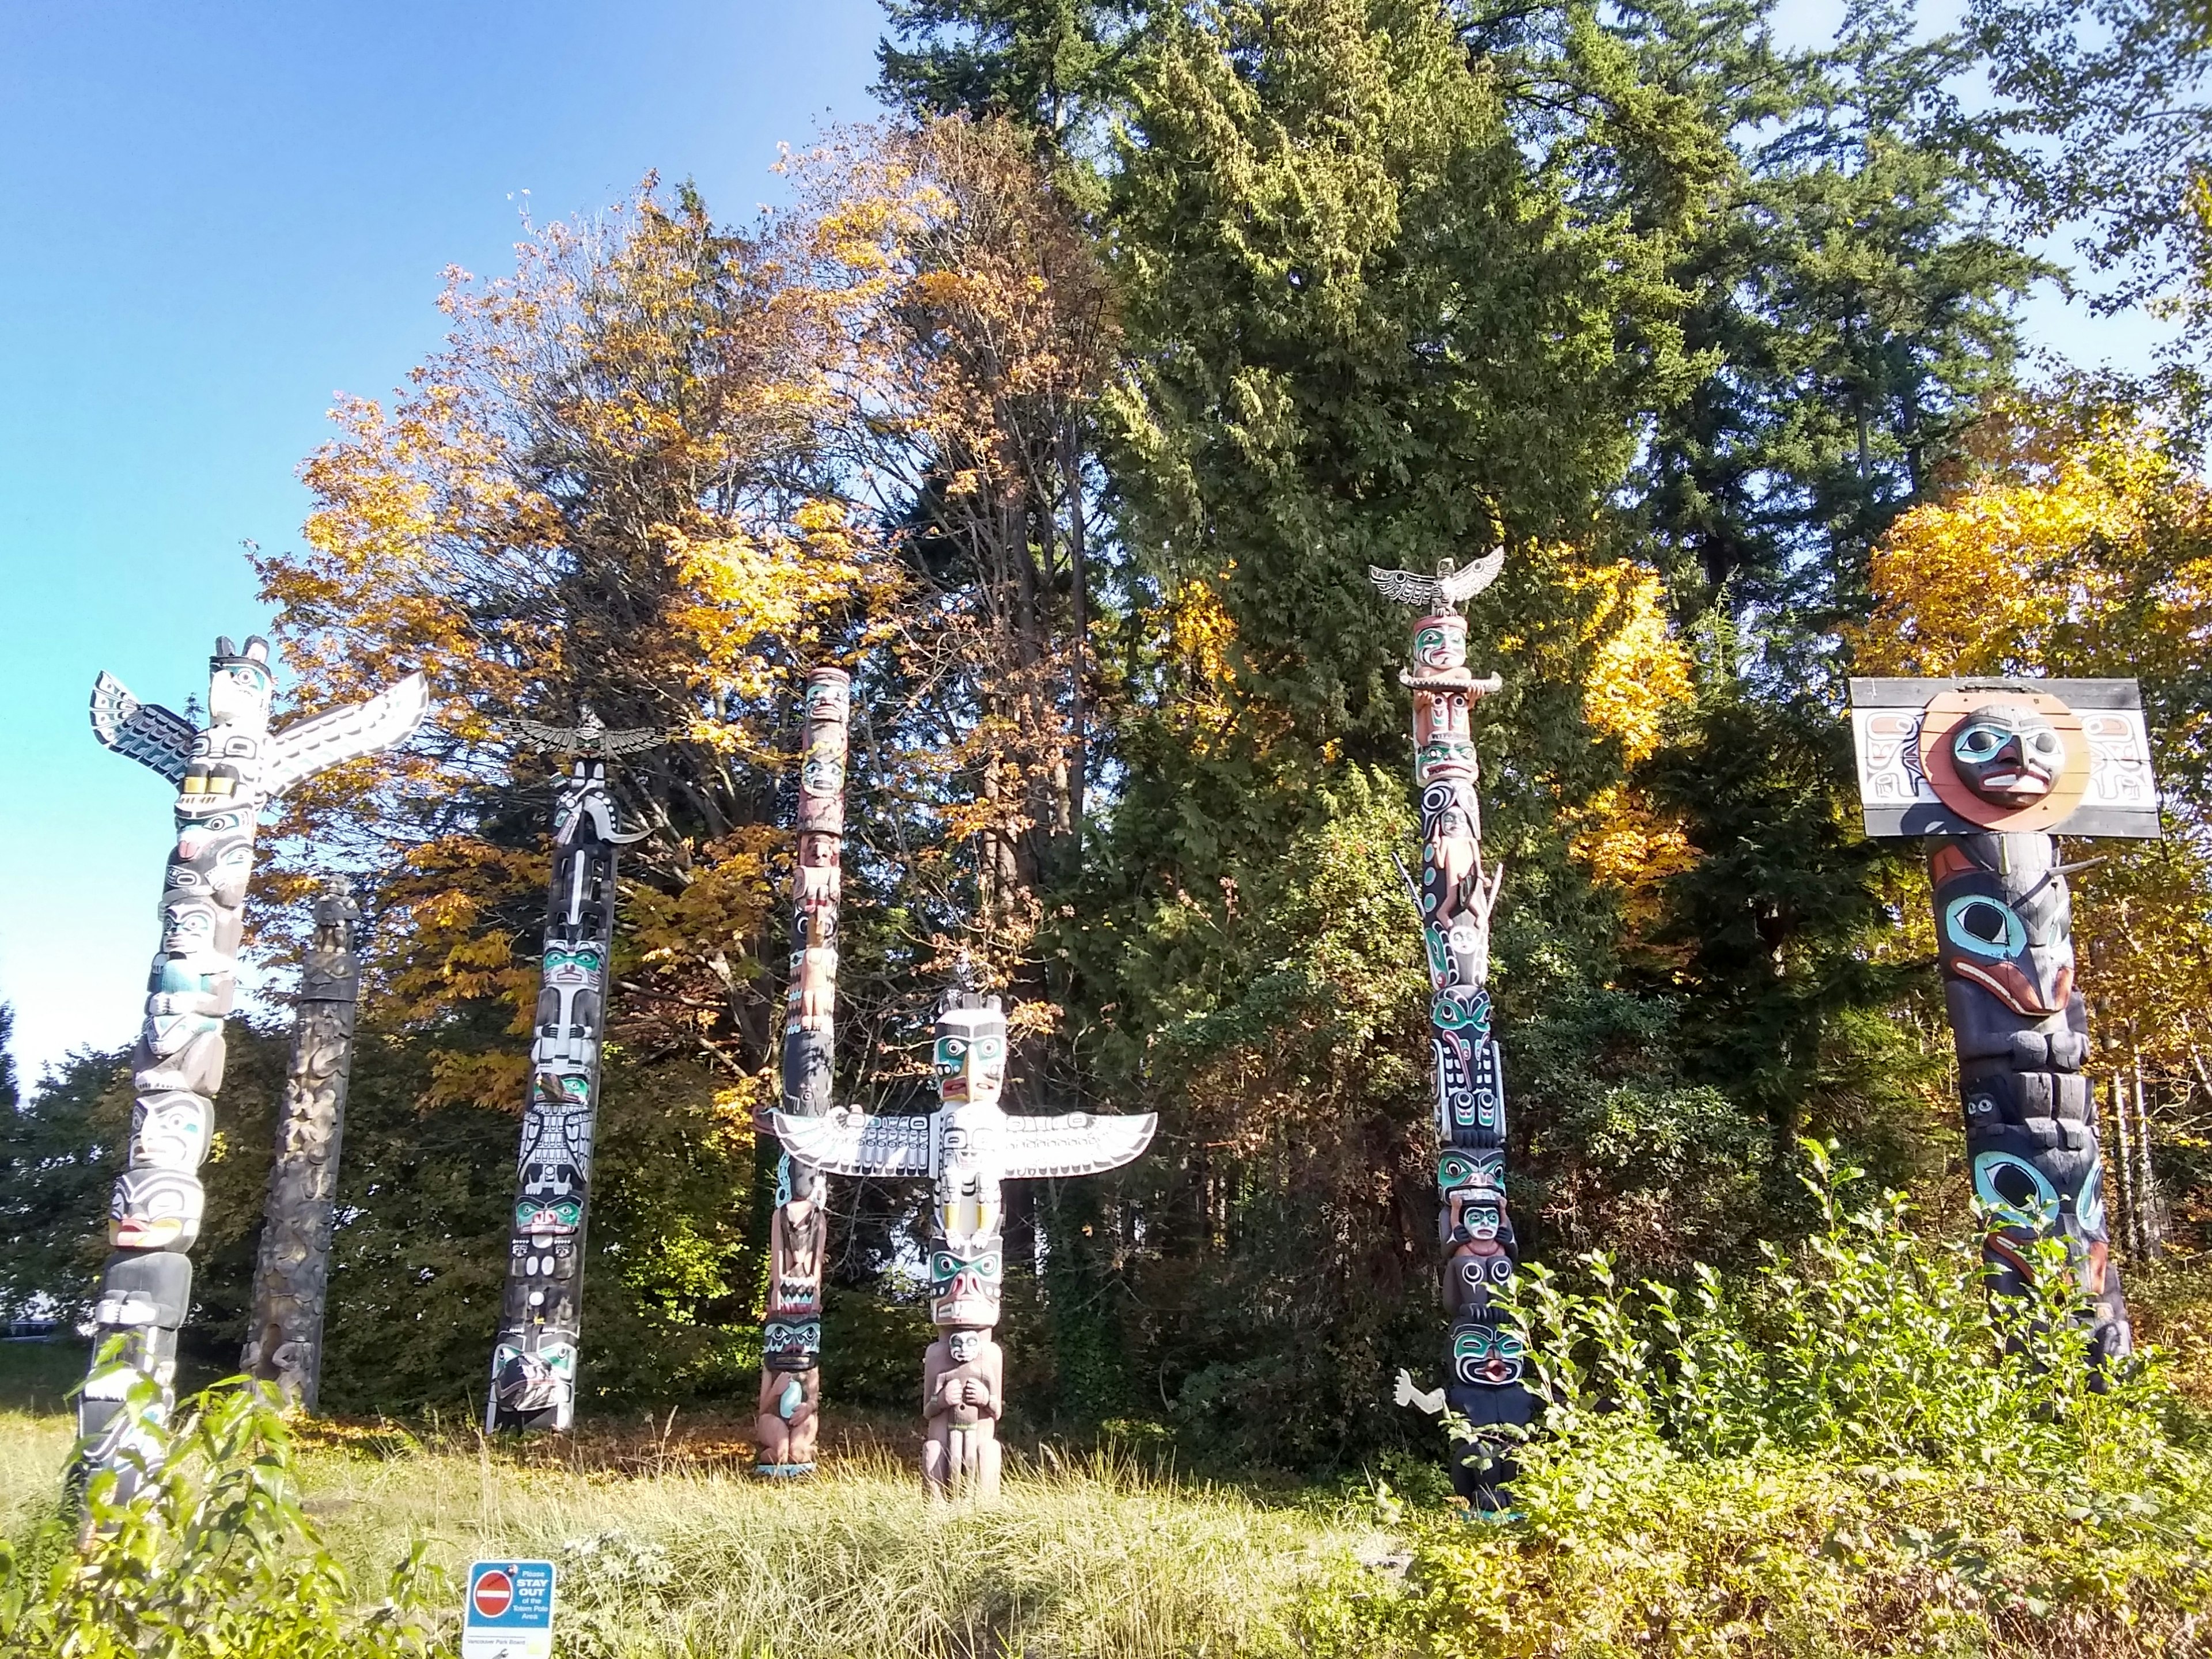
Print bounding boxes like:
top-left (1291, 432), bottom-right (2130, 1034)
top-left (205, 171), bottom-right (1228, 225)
top-left (472, 1569), bottom-right (514, 1619)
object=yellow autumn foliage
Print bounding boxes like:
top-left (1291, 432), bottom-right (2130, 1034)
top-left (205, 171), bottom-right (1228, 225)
top-left (1856, 406), bottom-right (2212, 1080)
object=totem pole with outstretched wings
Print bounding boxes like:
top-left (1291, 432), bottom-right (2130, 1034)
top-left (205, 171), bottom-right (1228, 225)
top-left (79, 638), bottom-right (426, 1495)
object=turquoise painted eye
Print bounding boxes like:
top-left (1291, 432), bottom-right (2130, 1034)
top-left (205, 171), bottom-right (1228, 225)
top-left (974, 1035), bottom-right (1005, 1061)
top-left (1944, 897), bottom-right (2025, 959)
top-left (934, 1037), bottom-right (966, 1070)
top-left (1973, 1152), bottom-right (2059, 1229)
top-left (1954, 724), bottom-right (2005, 760)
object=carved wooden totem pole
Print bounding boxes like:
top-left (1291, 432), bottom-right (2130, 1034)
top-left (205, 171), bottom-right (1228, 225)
top-left (241, 889), bottom-right (365, 1410)
top-left (1370, 554), bottom-right (1533, 1514)
top-left (80, 638), bottom-right (426, 1492)
top-left (1850, 677), bottom-right (2161, 1364)
top-left (486, 715), bottom-right (662, 1432)
top-left (756, 667), bottom-right (851, 1478)
top-left (771, 974), bottom-right (1156, 1499)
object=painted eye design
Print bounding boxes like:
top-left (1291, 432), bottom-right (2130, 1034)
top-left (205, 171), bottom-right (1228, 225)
top-left (974, 1036), bottom-right (1005, 1062)
top-left (1973, 1152), bottom-right (2059, 1229)
top-left (1954, 724), bottom-right (2006, 761)
top-left (935, 1037), bottom-right (967, 1067)
top-left (931, 1251), bottom-right (959, 1281)
top-left (1944, 896), bottom-right (2026, 959)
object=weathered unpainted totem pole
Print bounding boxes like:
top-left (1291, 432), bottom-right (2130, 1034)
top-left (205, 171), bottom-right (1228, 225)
top-left (1850, 677), bottom-right (2161, 1363)
top-left (771, 975), bottom-right (1156, 1498)
top-left (486, 715), bottom-right (663, 1432)
top-left (80, 638), bottom-right (426, 1491)
top-left (756, 667), bottom-right (852, 1478)
top-left (241, 889), bottom-right (365, 1410)
top-left (1370, 554), bottom-right (1534, 1514)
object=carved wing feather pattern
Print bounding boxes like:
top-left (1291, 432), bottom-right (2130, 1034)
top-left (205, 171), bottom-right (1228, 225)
top-left (89, 673), bottom-right (196, 783)
top-left (998, 1111), bottom-right (1157, 1181)
top-left (1438, 547), bottom-right (1506, 607)
top-left (771, 1109), bottom-right (933, 1178)
top-left (1367, 566), bottom-right (1435, 607)
top-left (504, 715), bottom-right (671, 758)
top-left (260, 673), bottom-right (430, 800)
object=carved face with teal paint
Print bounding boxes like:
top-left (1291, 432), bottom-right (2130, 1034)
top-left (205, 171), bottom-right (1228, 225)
top-left (1412, 612), bottom-right (1467, 672)
top-left (516, 1195), bottom-right (584, 1233)
top-left (1450, 1324), bottom-right (1525, 1387)
top-left (206, 641), bottom-right (275, 729)
top-left (1951, 703), bottom-right (2064, 806)
top-left (935, 1002), bottom-right (1007, 1107)
top-left (543, 944), bottom-right (604, 986)
top-left (1431, 988), bottom-right (1492, 1041)
top-left (930, 1243), bottom-right (1003, 1327)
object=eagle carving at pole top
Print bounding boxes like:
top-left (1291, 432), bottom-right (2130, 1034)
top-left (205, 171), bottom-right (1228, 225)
top-left (499, 706), bottom-right (676, 760)
top-left (1367, 547), bottom-right (1506, 613)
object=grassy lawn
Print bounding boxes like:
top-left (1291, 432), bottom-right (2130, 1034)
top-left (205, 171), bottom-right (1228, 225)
top-left (0, 1373), bottom-right (1393, 1659)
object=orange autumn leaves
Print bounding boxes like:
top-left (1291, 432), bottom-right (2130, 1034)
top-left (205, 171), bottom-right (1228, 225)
top-left (254, 120), bottom-right (1109, 1098)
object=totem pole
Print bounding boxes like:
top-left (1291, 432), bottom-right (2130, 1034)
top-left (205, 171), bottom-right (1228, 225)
top-left (80, 638), bottom-right (426, 1493)
top-left (770, 974), bottom-right (1156, 1499)
top-left (1850, 677), bottom-right (2161, 1363)
top-left (241, 888), bottom-right (365, 1410)
top-left (485, 713), bottom-right (664, 1433)
top-left (756, 667), bottom-right (851, 1478)
top-left (1368, 553), bottom-right (1533, 1514)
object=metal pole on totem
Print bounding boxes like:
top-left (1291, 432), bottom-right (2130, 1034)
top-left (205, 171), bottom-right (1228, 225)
top-left (1849, 677), bottom-right (2161, 1366)
top-left (770, 965), bottom-right (1156, 1500)
top-left (484, 713), bottom-right (664, 1433)
top-left (755, 666), bottom-right (851, 1478)
top-left (78, 639), bottom-right (426, 1496)
top-left (241, 887), bottom-right (365, 1411)
top-left (1369, 552), bottom-right (1535, 1516)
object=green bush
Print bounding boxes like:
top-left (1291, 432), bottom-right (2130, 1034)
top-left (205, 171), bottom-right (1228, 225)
top-left (0, 1373), bottom-right (449, 1658)
top-left (1351, 1144), bottom-right (2212, 1656)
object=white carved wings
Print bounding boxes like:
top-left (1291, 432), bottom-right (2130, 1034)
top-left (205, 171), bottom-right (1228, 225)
top-left (90, 673), bottom-right (196, 783)
top-left (771, 1108), bottom-right (933, 1177)
top-left (998, 1111), bottom-right (1157, 1181)
top-left (260, 673), bottom-right (430, 799)
top-left (1366, 547), bottom-right (1505, 611)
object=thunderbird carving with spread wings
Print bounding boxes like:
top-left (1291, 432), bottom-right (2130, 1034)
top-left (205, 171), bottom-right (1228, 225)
top-left (1367, 548), bottom-right (1506, 612)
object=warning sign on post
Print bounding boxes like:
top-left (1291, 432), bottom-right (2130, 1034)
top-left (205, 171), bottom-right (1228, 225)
top-left (463, 1559), bottom-right (556, 1659)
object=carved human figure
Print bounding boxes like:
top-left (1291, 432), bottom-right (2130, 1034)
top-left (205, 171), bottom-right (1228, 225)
top-left (922, 1327), bottom-right (1005, 1499)
top-left (755, 1363), bottom-right (821, 1475)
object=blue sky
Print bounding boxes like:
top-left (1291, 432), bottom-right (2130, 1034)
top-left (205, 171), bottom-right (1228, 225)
top-left (0, 0), bottom-right (2177, 1089)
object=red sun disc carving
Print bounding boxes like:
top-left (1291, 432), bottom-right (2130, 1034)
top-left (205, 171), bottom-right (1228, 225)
top-left (1919, 687), bottom-right (2092, 832)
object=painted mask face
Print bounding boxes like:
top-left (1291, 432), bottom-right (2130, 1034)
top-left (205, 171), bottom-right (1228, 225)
top-left (931, 1244), bottom-right (1004, 1327)
top-left (763, 1319), bottom-right (821, 1367)
top-left (205, 643), bottom-right (275, 729)
top-left (1450, 1323), bottom-right (1526, 1387)
top-left (1930, 846), bottom-right (2073, 1017)
top-left (111, 1167), bottom-right (206, 1249)
top-left (1973, 1150), bottom-right (2061, 1231)
top-left (515, 1195), bottom-right (584, 1234)
top-left (948, 1329), bottom-right (986, 1363)
top-left (1951, 704), bottom-right (2065, 807)
top-left (172, 809), bottom-right (251, 863)
top-left (935, 1006), bottom-right (1007, 1108)
top-left (160, 900), bottom-right (220, 958)
top-left (543, 944), bottom-right (603, 986)
top-left (1431, 986), bottom-right (1493, 1040)
top-left (130, 1092), bottom-right (213, 1169)
top-left (1412, 613), bottom-right (1467, 672)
